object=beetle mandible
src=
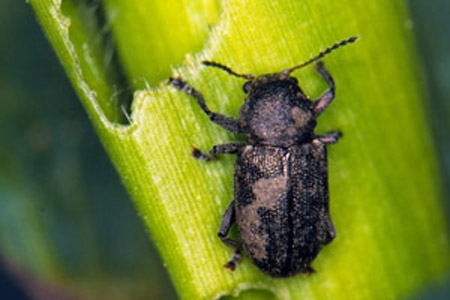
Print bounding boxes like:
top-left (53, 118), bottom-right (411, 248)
top-left (169, 37), bottom-right (357, 277)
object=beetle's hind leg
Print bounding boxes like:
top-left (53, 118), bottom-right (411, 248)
top-left (192, 142), bottom-right (246, 162)
top-left (218, 201), bottom-right (242, 271)
top-left (324, 217), bottom-right (337, 244)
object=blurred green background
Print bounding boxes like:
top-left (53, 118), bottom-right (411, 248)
top-left (0, 0), bottom-right (448, 299)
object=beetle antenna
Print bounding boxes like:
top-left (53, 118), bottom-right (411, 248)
top-left (285, 36), bottom-right (358, 74)
top-left (202, 61), bottom-right (255, 80)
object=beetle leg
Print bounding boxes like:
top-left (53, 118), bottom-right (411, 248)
top-left (325, 217), bottom-right (337, 244)
top-left (314, 131), bottom-right (342, 145)
top-left (192, 142), bottom-right (246, 161)
top-left (218, 201), bottom-right (242, 271)
top-left (312, 61), bottom-right (335, 116)
top-left (169, 77), bottom-right (244, 133)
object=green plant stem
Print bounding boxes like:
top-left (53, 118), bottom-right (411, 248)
top-left (30, 0), bottom-right (449, 299)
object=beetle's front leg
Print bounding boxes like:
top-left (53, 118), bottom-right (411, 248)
top-left (169, 77), bottom-right (243, 134)
top-left (314, 131), bottom-right (342, 144)
top-left (218, 201), bottom-right (242, 271)
top-left (192, 142), bottom-right (246, 161)
top-left (312, 61), bottom-right (335, 116)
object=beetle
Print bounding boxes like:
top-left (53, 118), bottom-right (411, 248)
top-left (169, 37), bottom-right (357, 277)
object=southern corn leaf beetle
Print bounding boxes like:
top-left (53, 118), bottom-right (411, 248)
top-left (169, 37), bottom-right (357, 277)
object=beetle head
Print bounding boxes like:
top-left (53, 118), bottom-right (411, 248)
top-left (242, 73), bottom-right (299, 95)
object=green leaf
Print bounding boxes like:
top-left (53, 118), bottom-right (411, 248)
top-left (30, 0), bottom-right (449, 299)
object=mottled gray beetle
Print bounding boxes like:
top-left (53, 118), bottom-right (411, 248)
top-left (169, 37), bottom-right (357, 277)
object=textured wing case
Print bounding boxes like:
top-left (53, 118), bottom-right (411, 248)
top-left (234, 143), bottom-right (335, 277)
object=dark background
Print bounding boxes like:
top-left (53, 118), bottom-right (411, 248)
top-left (0, 0), bottom-right (448, 299)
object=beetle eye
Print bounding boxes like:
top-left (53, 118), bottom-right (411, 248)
top-left (243, 81), bottom-right (252, 93)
